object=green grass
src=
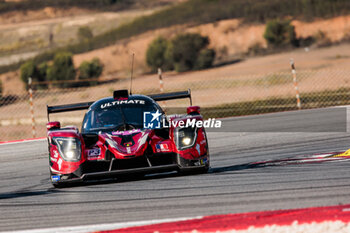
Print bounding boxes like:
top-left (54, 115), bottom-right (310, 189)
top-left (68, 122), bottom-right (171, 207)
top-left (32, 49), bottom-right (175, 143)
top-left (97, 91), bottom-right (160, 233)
top-left (0, 39), bottom-right (46, 55)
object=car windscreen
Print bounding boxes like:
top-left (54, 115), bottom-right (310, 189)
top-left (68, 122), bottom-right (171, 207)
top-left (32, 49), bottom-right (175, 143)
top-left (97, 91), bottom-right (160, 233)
top-left (82, 103), bottom-right (159, 133)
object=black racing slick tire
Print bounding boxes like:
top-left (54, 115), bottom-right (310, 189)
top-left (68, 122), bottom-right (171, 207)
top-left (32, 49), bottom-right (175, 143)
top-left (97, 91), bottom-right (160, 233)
top-left (52, 182), bottom-right (66, 188)
top-left (178, 165), bottom-right (209, 175)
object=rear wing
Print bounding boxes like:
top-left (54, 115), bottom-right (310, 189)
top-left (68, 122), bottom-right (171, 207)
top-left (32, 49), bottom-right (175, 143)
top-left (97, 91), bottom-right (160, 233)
top-left (47, 101), bottom-right (94, 121)
top-left (148, 89), bottom-right (192, 105)
top-left (46, 89), bottom-right (192, 121)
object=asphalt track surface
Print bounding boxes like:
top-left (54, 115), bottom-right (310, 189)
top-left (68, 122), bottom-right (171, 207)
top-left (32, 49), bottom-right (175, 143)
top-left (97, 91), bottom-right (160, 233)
top-left (1, 108), bottom-right (350, 231)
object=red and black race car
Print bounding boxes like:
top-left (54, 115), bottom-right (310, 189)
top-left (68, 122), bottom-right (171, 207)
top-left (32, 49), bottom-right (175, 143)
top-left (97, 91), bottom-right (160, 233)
top-left (46, 89), bottom-right (210, 187)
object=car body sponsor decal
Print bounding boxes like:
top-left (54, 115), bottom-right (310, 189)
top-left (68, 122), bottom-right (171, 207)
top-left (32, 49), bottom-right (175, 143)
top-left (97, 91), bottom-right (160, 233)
top-left (112, 129), bottom-right (141, 135)
top-left (51, 175), bottom-right (60, 182)
top-left (57, 158), bottom-right (62, 170)
top-left (53, 150), bottom-right (59, 158)
top-left (330, 148), bottom-right (350, 157)
top-left (88, 148), bottom-right (101, 157)
top-left (196, 144), bottom-right (201, 155)
top-left (101, 100), bottom-right (145, 109)
top-left (123, 142), bottom-right (133, 147)
top-left (156, 143), bottom-right (170, 152)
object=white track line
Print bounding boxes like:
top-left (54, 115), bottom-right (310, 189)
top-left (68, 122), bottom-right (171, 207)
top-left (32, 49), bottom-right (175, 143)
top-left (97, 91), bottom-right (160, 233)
top-left (0, 138), bottom-right (46, 146)
top-left (2, 216), bottom-right (202, 233)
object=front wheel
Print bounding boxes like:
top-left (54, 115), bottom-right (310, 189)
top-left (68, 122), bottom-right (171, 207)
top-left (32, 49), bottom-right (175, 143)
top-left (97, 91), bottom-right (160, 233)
top-left (52, 182), bottom-right (66, 188)
top-left (200, 164), bottom-right (210, 173)
top-left (178, 164), bottom-right (209, 175)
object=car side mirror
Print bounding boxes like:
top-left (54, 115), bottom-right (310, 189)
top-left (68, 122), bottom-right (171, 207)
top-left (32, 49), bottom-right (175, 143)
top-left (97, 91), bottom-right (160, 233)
top-left (47, 121), bottom-right (61, 131)
top-left (187, 106), bottom-right (200, 115)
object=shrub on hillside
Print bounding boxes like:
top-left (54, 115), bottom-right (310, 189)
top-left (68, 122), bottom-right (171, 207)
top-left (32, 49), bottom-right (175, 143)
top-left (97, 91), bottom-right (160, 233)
top-left (146, 33), bottom-right (216, 72)
top-left (195, 48), bottom-right (216, 70)
top-left (169, 33), bottom-right (212, 72)
top-left (36, 62), bottom-right (48, 89)
top-left (146, 37), bottom-right (172, 72)
top-left (77, 26), bottom-right (93, 42)
top-left (20, 61), bottom-right (37, 86)
top-left (47, 52), bottom-right (76, 88)
top-left (20, 61), bottom-right (48, 89)
top-left (78, 57), bottom-right (103, 86)
top-left (37, 62), bottom-right (48, 80)
top-left (264, 19), bottom-right (298, 47)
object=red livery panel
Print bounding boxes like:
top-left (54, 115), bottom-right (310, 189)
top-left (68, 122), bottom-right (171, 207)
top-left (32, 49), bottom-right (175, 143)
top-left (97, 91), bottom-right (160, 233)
top-left (46, 90), bottom-right (210, 187)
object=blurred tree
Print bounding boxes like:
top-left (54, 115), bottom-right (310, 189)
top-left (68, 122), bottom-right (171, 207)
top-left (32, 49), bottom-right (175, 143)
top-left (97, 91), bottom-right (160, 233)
top-left (195, 48), bottom-right (216, 70)
top-left (264, 19), bottom-right (298, 47)
top-left (47, 52), bottom-right (76, 88)
top-left (20, 61), bottom-right (38, 88)
top-left (77, 26), bottom-right (93, 42)
top-left (78, 57), bottom-right (103, 86)
top-left (170, 33), bottom-right (212, 72)
top-left (37, 62), bottom-right (48, 80)
top-left (146, 37), bottom-right (173, 72)
top-left (20, 61), bottom-right (48, 89)
top-left (36, 62), bottom-right (48, 89)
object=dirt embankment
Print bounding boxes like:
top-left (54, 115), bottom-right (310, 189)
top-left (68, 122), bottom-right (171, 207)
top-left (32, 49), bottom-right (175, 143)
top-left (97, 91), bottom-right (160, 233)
top-left (0, 0), bottom-right (184, 25)
top-left (0, 7), bottom-right (94, 24)
top-left (74, 15), bottom-right (350, 80)
top-left (2, 15), bottom-right (350, 95)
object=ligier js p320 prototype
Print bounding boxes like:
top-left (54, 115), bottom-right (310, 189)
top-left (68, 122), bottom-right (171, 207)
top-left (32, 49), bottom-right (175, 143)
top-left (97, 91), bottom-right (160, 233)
top-left (47, 90), bottom-right (210, 187)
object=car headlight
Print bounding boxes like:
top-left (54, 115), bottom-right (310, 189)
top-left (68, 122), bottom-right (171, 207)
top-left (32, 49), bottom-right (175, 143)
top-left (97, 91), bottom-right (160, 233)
top-left (182, 137), bottom-right (191, 146)
top-left (175, 127), bottom-right (197, 150)
top-left (53, 137), bottom-right (81, 162)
